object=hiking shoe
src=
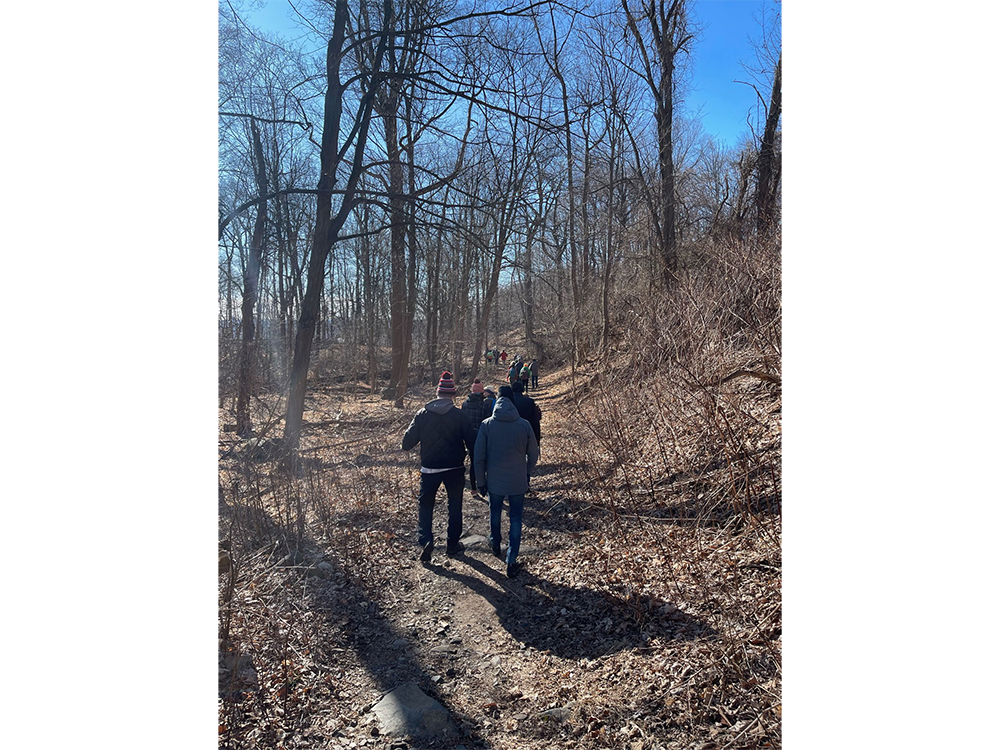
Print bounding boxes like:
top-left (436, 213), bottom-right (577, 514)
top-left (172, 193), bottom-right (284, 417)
top-left (491, 545), bottom-right (504, 561)
top-left (420, 542), bottom-right (434, 562)
top-left (446, 542), bottom-right (465, 557)
top-left (506, 562), bottom-right (521, 578)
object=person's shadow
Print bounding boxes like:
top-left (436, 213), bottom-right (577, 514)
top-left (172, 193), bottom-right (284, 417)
top-left (428, 553), bottom-right (713, 659)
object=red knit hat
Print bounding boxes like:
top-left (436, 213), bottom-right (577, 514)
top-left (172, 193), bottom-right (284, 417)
top-left (471, 378), bottom-right (484, 394)
top-left (437, 371), bottom-right (457, 396)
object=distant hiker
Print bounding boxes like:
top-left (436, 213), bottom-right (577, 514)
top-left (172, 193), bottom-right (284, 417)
top-left (519, 361), bottom-right (531, 393)
top-left (485, 349), bottom-right (494, 366)
top-left (499, 350), bottom-right (507, 366)
top-left (402, 371), bottom-right (476, 561)
top-left (474, 395), bottom-right (539, 578)
top-left (529, 359), bottom-right (539, 389)
top-left (507, 363), bottom-right (520, 388)
top-left (461, 379), bottom-right (492, 492)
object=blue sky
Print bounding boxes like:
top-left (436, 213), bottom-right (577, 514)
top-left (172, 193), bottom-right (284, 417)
top-left (242, 0), bottom-right (778, 151)
top-left (687, 0), bottom-right (779, 148)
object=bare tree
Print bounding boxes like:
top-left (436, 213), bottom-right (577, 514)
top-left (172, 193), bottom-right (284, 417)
top-left (284, 0), bottom-right (392, 450)
top-left (755, 54), bottom-right (781, 234)
top-left (234, 117), bottom-right (268, 437)
top-left (621, 0), bottom-right (694, 286)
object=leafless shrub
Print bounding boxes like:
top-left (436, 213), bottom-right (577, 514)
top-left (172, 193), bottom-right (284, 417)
top-left (569, 233), bottom-right (781, 743)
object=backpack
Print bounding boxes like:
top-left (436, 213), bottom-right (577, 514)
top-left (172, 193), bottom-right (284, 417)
top-left (520, 364), bottom-right (530, 378)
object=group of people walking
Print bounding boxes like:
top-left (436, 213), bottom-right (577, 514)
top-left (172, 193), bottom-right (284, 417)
top-left (485, 347), bottom-right (540, 395)
top-left (401, 368), bottom-right (543, 578)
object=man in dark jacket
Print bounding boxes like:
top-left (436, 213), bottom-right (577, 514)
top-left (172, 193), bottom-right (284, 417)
top-left (402, 371), bottom-right (476, 562)
top-left (501, 382), bottom-right (542, 494)
top-left (508, 381), bottom-right (541, 448)
top-left (461, 379), bottom-right (492, 492)
top-left (474, 396), bottom-right (539, 577)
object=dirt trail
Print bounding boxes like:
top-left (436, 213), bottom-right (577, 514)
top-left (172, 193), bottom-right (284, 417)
top-left (219, 366), bottom-right (762, 750)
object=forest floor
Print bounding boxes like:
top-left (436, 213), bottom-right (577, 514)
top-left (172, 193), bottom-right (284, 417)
top-left (218, 361), bottom-right (782, 750)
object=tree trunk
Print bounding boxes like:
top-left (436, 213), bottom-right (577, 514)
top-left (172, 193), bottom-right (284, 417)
top-left (235, 117), bottom-right (268, 438)
top-left (383, 108), bottom-right (409, 404)
top-left (756, 54), bottom-right (781, 235)
top-left (656, 51), bottom-right (677, 286)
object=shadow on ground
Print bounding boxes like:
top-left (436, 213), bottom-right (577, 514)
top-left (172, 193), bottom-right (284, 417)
top-left (428, 553), bottom-right (713, 660)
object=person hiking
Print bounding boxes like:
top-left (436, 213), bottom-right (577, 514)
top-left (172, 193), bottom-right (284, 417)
top-left (499, 350), bottom-right (507, 367)
top-left (474, 394), bottom-right (539, 578)
top-left (519, 361), bottom-right (531, 393)
top-left (401, 371), bottom-right (476, 562)
top-left (507, 362), bottom-right (520, 388)
top-left (509, 381), bottom-right (542, 494)
top-left (461, 379), bottom-right (492, 493)
top-left (483, 386), bottom-right (497, 410)
top-left (485, 349), bottom-right (494, 367)
top-left (509, 381), bottom-right (541, 440)
top-left (529, 359), bottom-right (539, 389)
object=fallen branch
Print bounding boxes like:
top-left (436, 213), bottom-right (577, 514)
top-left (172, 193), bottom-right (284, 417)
top-left (712, 369), bottom-right (781, 387)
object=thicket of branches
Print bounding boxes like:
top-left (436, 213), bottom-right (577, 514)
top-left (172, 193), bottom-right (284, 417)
top-left (218, 0), bottom-right (781, 442)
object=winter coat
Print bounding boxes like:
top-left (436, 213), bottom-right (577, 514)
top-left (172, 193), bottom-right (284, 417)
top-left (511, 391), bottom-right (542, 445)
top-left (529, 360), bottom-right (539, 375)
top-left (402, 398), bottom-right (476, 470)
top-left (473, 397), bottom-right (539, 496)
top-left (461, 392), bottom-right (492, 432)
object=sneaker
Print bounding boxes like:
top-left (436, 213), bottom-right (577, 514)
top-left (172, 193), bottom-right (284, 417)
top-left (420, 542), bottom-right (434, 562)
top-left (506, 562), bottom-right (521, 578)
top-left (446, 542), bottom-right (465, 557)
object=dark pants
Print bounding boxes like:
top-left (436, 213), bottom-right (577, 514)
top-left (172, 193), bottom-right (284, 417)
top-left (417, 468), bottom-right (465, 549)
top-left (521, 376), bottom-right (529, 393)
top-left (531, 373), bottom-right (538, 388)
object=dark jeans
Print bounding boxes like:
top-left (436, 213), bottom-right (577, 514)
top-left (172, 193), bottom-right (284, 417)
top-left (521, 377), bottom-right (529, 393)
top-left (531, 374), bottom-right (538, 388)
top-left (488, 492), bottom-right (525, 565)
top-left (418, 468), bottom-right (465, 549)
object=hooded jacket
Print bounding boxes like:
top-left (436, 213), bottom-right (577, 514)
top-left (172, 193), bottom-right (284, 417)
top-left (473, 396), bottom-right (539, 496)
top-left (402, 398), bottom-right (476, 470)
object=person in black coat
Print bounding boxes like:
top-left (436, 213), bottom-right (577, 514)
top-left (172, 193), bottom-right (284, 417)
top-left (461, 379), bottom-right (492, 492)
top-left (402, 371), bottom-right (476, 561)
top-left (500, 382), bottom-right (542, 493)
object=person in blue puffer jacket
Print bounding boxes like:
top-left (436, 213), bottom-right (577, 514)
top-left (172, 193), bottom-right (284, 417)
top-left (473, 395), bottom-right (539, 578)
